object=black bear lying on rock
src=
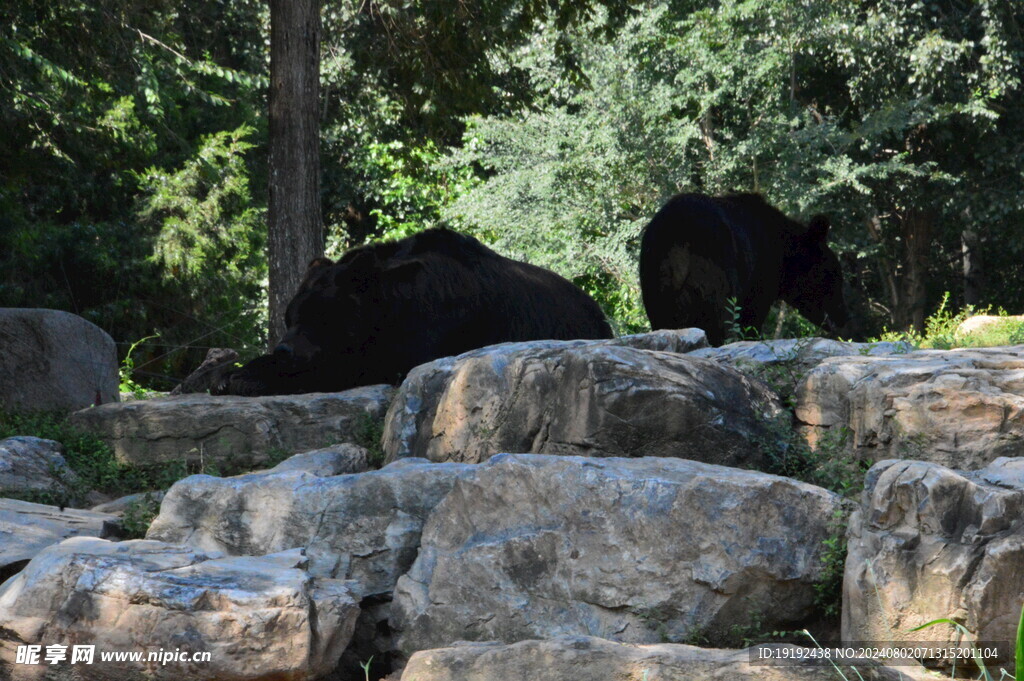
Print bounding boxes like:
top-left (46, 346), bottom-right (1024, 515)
top-left (214, 228), bottom-right (613, 396)
top-left (639, 193), bottom-right (848, 346)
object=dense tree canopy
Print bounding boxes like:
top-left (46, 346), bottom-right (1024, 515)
top-left (2, 0), bottom-right (1022, 385)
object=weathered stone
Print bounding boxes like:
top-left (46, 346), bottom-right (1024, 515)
top-left (266, 442), bottom-right (371, 476)
top-left (0, 499), bottom-right (119, 579)
top-left (690, 337), bottom-right (911, 374)
top-left (147, 459), bottom-right (474, 597)
top-left (606, 328), bottom-right (709, 353)
top-left (0, 539), bottom-right (358, 681)
top-left (68, 385), bottom-right (394, 467)
top-left (795, 347), bottom-right (1024, 469)
top-left (844, 457), bottom-right (1024, 671)
top-left (0, 437), bottom-right (77, 498)
top-left (399, 636), bottom-right (932, 681)
top-left (90, 490), bottom-right (165, 515)
top-left (170, 347), bottom-right (239, 395)
top-left (0, 308), bottom-right (119, 412)
top-left (383, 340), bottom-right (783, 467)
top-left (392, 454), bottom-right (841, 658)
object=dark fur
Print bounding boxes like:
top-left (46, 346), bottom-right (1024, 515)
top-left (217, 228), bottom-right (613, 395)
top-left (639, 193), bottom-right (848, 346)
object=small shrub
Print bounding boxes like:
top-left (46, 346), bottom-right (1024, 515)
top-left (121, 492), bottom-right (162, 539)
top-left (0, 410), bottom-right (219, 506)
top-left (815, 507), bottom-right (851, 618)
top-left (353, 412), bottom-right (386, 468)
top-left (723, 297), bottom-right (761, 344)
top-left (119, 334), bottom-right (160, 399)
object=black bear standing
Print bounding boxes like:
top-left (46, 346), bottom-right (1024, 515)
top-left (216, 228), bottom-right (613, 395)
top-left (639, 193), bottom-right (848, 346)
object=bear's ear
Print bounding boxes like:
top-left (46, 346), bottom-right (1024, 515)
top-left (297, 257), bottom-right (336, 292)
top-left (306, 257), bottom-right (334, 271)
top-left (807, 215), bottom-right (831, 243)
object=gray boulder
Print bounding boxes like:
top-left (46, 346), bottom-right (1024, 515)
top-left (690, 337), bottom-right (910, 374)
top-left (0, 539), bottom-right (358, 681)
top-left (0, 308), bottom-right (119, 412)
top-left (795, 347), bottom-right (1024, 468)
top-left (606, 327), bottom-right (709, 353)
top-left (392, 454), bottom-right (842, 658)
top-left (0, 498), bottom-right (119, 579)
top-left (690, 338), bottom-right (911, 398)
top-left (844, 457), bottom-right (1024, 671)
top-left (68, 385), bottom-right (394, 468)
top-left (266, 442), bottom-right (371, 476)
top-left (383, 339), bottom-right (783, 467)
top-left (90, 490), bottom-right (165, 515)
top-left (0, 437), bottom-right (77, 499)
top-left (146, 459), bottom-right (475, 597)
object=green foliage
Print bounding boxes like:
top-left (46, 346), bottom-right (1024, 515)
top-left (359, 656), bottom-right (374, 681)
top-left (1016, 602), bottom-right (1024, 680)
top-left (446, 0), bottom-right (1024, 337)
top-left (723, 297), bottom-right (761, 344)
top-left (119, 334), bottom-right (160, 398)
top-left (353, 413), bottom-right (387, 469)
top-left (759, 415), bottom-right (866, 500)
top-left (326, 138), bottom-right (480, 254)
top-left (754, 411), bottom-right (863, 624)
top-left (763, 303), bottom-right (824, 342)
top-left (910, 618), bottom-right (997, 679)
top-left (0, 410), bottom-right (210, 508)
top-left (445, 7), bottom-right (685, 334)
top-left (120, 492), bottom-right (162, 539)
top-left (872, 294), bottom-right (1024, 350)
top-left (921, 292), bottom-right (972, 350)
top-left (816, 507), bottom-right (850, 619)
top-left (4, 0), bottom-right (1024, 384)
top-left (1, 0), bottom-right (268, 387)
top-left (136, 125), bottom-right (268, 358)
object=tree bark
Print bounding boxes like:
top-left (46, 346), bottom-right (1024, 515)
top-left (962, 227), bottom-right (983, 307)
top-left (267, 0), bottom-right (322, 350)
top-left (898, 209), bottom-right (933, 333)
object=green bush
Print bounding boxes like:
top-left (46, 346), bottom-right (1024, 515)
top-left (1, 410), bottom-right (204, 508)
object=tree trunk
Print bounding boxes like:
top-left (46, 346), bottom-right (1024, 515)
top-left (898, 209), bottom-right (933, 333)
top-left (962, 227), bottom-right (982, 307)
top-left (267, 0), bottom-right (322, 350)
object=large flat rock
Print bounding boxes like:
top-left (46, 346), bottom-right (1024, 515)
top-left (0, 498), bottom-right (118, 578)
top-left (399, 636), bottom-right (933, 681)
top-left (392, 454), bottom-right (842, 658)
top-left (844, 457), bottom-right (1024, 671)
top-left (795, 347), bottom-right (1024, 468)
top-left (0, 308), bottom-right (119, 412)
top-left (383, 338), bottom-right (782, 467)
top-left (147, 459), bottom-right (475, 597)
top-left (68, 385), bottom-right (395, 467)
top-left (0, 540), bottom-right (358, 681)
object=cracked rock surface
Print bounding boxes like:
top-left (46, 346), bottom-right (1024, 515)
top-left (0, 498), bottom-right (119, 578)
top-left (844, 457), bottom-right (1024, 666)
top-left (67, 385), bottom-right (395, 468)
top-left (398, 636), bottom-right (934, 681)
top-left (147, 459), bottom-right (475, 598)
top-left (382, 337), bottom-right (783, 467)
top-left (0, 539), bottom-right (358, 681)
top-left (795, 347), bottom-right (1024, 469)
top-left (391, 454), bottom-right (841, 659)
